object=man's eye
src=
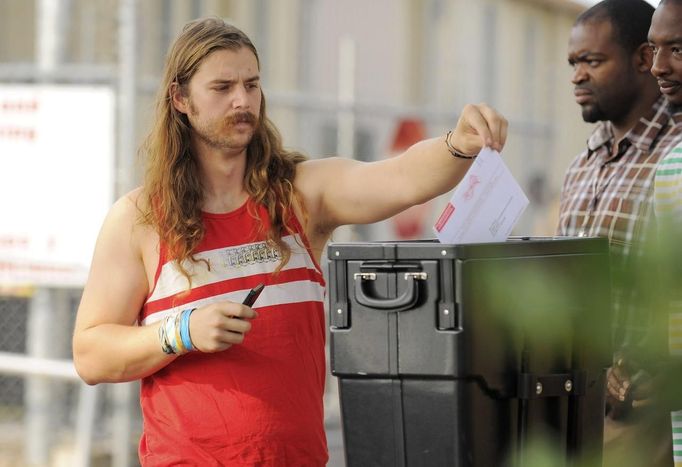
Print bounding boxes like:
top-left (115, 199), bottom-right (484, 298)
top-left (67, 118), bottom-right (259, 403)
top-left (588, 60), bottom-right (601, 67)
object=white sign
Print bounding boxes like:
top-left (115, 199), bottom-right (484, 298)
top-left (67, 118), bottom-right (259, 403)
top-left (434, 148), bottom-right (529, 244)
top-left (0, 85), bottom-right (115, 286)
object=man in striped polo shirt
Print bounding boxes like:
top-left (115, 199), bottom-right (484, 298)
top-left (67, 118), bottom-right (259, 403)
top-left (650, 1), bottom-right (682, 465)
top-left (559, 1), bottom-right (682, 465)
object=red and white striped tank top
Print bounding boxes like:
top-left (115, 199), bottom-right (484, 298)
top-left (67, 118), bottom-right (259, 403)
top-left (138, 199), bottom-right (328, 466)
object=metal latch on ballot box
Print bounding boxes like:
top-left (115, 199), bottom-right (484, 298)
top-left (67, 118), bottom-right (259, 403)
top-left (353, 272), bottom-right (428, 281)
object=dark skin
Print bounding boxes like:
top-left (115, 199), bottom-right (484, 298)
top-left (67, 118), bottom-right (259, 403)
top-left (606, 353), bottom-right (655, 417)
top-left (649, 0), bottom-right (682, 108)
top-left (567, 19), bottom-right (660, 151)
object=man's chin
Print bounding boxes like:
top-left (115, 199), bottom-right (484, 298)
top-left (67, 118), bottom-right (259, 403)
top-left (581, 107), bottom-right (605, 124)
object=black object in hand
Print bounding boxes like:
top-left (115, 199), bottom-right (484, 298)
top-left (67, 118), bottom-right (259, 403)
top-left (242, 283), bottom-right (265, 307)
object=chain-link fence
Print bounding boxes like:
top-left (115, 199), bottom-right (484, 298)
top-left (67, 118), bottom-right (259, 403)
top-left (0, 291), bottom-right (145, 467)
top-left (0, 296), bottom-right (27, 465)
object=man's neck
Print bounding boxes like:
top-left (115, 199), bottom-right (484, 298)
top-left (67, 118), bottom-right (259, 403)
top-left (194, 141), bottom-right (249, 214)
top-left (610, 87), bottom-right (661, 143)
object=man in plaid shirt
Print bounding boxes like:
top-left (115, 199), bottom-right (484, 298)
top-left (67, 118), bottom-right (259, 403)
top-left (560, 1), bottom-right (682, 465)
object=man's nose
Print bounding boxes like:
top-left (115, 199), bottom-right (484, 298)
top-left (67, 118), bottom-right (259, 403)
top-left (232, 84), bottom-right (250, 109)
top-left (571, 63), bottom-right (588, 85)
top-left (651, 49), bottom-right (670, 78)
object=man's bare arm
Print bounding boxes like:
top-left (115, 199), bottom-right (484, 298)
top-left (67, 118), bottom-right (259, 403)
top-left (72, 192), bottom-right (174, 384)
top-left (296, 103), bottom-right (508, 234)
top-left (72, 191), bottom-right (259, 384)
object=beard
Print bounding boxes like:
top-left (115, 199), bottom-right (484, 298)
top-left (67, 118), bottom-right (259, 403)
top-left (576, 75), bottom-right (640, 125)
top-left (581, 103), bottom-right (607, 123)
top-left (580, 89), bottom-right (636, 125)
top-left (188, 102), bottom-right (259, 151)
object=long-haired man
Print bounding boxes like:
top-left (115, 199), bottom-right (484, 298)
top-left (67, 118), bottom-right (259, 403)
top-left (72, 18), bottom-right (508, 466)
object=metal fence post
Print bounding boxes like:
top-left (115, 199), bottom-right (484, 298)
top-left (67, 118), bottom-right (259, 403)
top-left (73, 383), bottom-right (98, 467)
top-left (25, 288), bottom-right (52, 466)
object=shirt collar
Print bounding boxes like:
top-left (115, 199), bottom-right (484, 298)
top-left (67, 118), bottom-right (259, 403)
top-left (586, 95), bottom-right (672, 157)
top-left (586, 121), bottom-right (612, 155)
top-left (671, 105), bottom-right (682, 126)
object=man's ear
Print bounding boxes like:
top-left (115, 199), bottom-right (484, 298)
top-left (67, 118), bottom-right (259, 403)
top-left (634, 42), bottom-right (654, 73)
top-left (170, 82), bottom-right (189, 114)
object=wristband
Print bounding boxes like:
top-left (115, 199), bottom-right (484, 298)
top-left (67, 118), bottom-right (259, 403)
top-left (180, 308), bottom-right (195, 351)
top-left (445, 130), bottom-right (477, 159)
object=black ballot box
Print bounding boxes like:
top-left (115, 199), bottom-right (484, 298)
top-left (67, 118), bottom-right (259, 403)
top-left (327, 237), bottom-right (611, 467)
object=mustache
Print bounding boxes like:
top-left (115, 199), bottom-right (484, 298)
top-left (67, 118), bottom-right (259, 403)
top-left (224, 111), bottom-right (258, 126)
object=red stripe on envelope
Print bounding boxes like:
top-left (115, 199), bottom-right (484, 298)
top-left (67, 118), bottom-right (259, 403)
top-left (435, 202), bottom-right (455, 232)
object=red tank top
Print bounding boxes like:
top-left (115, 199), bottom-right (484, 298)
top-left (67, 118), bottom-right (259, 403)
top-left (138, 200), bottom-right (328, 466)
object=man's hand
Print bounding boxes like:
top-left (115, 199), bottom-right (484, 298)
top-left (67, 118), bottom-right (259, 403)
top-left (448, 103), bottom-right (509, 155)
top-left (606, 356), bottom-right (653, 419)
top-left (187, 301), bottom-right (258, 353)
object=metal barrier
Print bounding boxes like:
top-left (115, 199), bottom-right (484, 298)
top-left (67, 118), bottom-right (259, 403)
top-left (0, 293), bottom-right (138, 467)
top-left (0, 350), bottom-right (139, 467)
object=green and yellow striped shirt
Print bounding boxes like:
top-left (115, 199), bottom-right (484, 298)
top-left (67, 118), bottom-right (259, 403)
top-left (655, 144), bottom-right (682, 220)
top-left (655, 143), bottom-right (682, 466)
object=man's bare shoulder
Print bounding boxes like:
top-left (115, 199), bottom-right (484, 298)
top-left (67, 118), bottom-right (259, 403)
top-left (98, 187), bottom-right (158, 267)
top-left (102, 187), bottom-right (157, 242)
top-left (295, 157), bottom-right (357, 188)
top-left (293, 158), bottom-right (353, 241)
top-left (106, 187), bottom-right (145, 226)
top-left (297, 156), bottom-right (353, 171)
top-left (294, 158), bottom-right (349, 204)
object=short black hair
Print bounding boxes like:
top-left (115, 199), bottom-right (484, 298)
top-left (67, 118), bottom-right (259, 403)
top-left (575, 0), bottom-right (654, 54)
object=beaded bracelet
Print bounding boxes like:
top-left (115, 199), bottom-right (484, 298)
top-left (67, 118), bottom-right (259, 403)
top-left (445, 130), bottom-right (477, 159)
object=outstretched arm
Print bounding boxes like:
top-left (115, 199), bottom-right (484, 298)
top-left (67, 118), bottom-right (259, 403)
top-left (296, 103), bottom-right (508, 235)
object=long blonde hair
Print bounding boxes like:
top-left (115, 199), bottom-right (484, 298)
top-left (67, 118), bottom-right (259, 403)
top-left (139, 18), bottom-right (307, 284)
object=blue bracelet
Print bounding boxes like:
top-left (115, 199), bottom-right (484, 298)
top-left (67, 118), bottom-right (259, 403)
top-left (180, 308), bottom-right (195, 351)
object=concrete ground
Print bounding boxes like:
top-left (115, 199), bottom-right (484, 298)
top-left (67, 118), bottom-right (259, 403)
top-left (326, 426), bottom-right (346, 467)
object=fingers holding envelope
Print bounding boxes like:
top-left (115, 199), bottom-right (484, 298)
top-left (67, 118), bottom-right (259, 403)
top-left (450, 103), bottom-right (508, 155)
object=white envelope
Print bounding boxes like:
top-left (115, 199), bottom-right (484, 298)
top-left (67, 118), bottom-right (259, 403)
top-left (433, 148), bottom-right (529, 244)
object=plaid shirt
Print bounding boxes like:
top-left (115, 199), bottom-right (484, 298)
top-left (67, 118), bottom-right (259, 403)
top-left (557, 96), bottom-right (682, 352)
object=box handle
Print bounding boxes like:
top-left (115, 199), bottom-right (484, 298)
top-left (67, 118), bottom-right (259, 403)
top-left (353, 272), bottom-right (425, 311)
